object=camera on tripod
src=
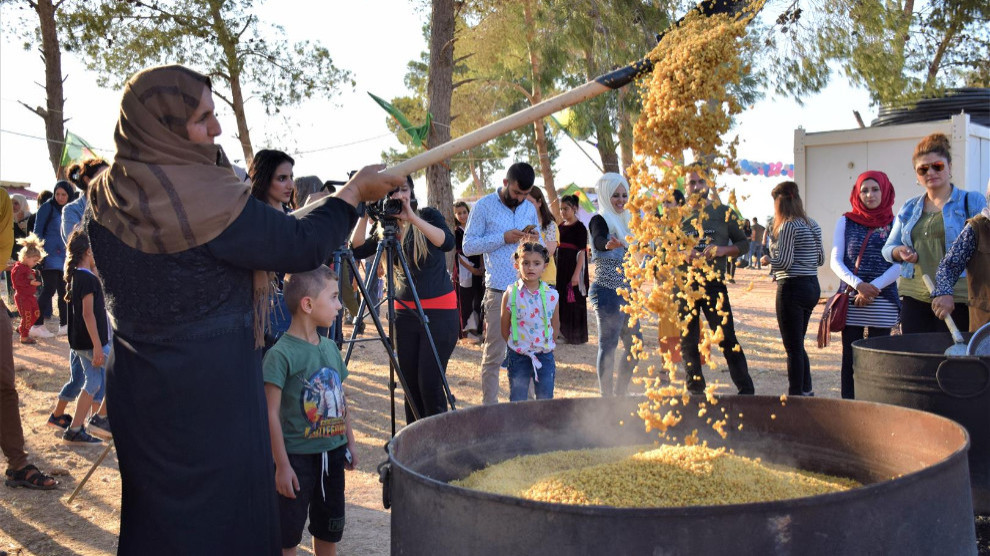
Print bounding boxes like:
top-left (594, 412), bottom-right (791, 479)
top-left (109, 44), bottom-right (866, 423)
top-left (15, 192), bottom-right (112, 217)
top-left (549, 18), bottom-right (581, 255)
top-left (364, 187), bottom-right (417, 229)
top-left (366, 196), bottom-right (405, 220)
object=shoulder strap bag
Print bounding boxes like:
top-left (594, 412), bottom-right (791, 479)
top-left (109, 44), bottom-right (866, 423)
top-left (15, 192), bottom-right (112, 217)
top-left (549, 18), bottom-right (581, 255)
top-left (818, 228), bottom-right (875, 348)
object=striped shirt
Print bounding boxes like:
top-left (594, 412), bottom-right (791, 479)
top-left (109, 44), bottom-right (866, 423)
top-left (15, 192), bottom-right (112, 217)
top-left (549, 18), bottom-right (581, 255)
top-left (768, 218), bottom-right (824, 280)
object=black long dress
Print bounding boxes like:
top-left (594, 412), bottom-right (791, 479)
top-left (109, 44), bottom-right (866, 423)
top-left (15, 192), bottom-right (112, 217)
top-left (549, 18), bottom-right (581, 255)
top-left (454, 225), bottom-right (484, 336)
top-left (88, 196), bottom-right (356, 555)
top-left (556, 220), bottom-right (589, 344)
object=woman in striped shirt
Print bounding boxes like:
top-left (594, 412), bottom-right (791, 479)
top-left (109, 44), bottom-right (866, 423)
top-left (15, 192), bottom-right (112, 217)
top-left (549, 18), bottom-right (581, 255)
top-left (764, 181), bottom-right (824, 396)
top-left (829, 172), bottom-right (899, 399)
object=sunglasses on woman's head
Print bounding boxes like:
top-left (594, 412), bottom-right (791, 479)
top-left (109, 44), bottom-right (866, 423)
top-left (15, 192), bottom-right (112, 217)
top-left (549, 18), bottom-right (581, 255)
top-left (915, 161), bottom-right (946, 176)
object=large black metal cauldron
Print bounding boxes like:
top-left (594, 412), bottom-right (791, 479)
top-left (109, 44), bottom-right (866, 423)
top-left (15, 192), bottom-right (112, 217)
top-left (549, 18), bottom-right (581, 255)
top-left (386, 396), bottom-right (976, 555)
top-left (854, 332), bottom-right (990, 513)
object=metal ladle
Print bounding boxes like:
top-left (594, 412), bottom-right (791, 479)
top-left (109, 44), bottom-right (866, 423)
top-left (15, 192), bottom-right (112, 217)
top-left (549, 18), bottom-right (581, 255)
top-left (922, 274), bottom-right (968, 356)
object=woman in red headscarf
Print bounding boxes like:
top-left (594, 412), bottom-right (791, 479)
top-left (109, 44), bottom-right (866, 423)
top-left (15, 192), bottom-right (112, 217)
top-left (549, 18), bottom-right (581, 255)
top-left (829, 171), bottom-right (899, 399)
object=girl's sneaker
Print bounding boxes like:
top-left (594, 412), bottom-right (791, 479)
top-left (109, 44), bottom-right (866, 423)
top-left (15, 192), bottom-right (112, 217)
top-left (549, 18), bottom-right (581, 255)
top-left (62, 427), bottom-right (103, 445)
top-left (57, 325), bottom-right (68, 336)
top-left (88, 415), bottom-right (112, 438)
top-left (28, 325), bottom-right (54, 339)
top-left (47, 413), bottom-right (71, 430)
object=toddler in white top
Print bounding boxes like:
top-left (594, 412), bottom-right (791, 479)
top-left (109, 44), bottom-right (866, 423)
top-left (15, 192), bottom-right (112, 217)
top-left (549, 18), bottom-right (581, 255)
top-left (501, 242), bottom-right (559, 402)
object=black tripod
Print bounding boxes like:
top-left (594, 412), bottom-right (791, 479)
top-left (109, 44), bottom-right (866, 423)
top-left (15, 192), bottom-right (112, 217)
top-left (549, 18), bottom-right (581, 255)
top-left (328, 218), bottom-right (456, 438)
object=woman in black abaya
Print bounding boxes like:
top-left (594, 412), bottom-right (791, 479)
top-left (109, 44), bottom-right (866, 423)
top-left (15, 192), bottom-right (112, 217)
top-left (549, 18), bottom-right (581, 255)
top-left (86, 65), bottom-right (402, 554)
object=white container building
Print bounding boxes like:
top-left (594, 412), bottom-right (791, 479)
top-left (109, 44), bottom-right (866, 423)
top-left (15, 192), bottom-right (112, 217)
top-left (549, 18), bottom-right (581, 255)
top-left (793, 113), bottom-right (990, 295)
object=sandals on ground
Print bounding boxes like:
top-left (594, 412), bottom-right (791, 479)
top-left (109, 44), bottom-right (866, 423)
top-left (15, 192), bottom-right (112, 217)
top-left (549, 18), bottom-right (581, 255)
top-left (4, 464), bottom-right (58, 490)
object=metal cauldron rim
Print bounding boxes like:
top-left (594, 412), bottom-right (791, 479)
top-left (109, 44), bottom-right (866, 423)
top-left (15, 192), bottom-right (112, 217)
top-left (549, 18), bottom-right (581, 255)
top-left (852, 334), bottom-right (990, 361)
top-left (387, 395), bottom-right (971, 517)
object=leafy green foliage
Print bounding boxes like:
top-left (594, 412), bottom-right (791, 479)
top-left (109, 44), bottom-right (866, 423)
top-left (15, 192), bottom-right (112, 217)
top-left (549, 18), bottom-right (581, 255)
top-left (769, 0), bottom-right (990, 104)
top-left (59, 0), bottom-right (352, 159)
top-left (380, 19), bottom-right (542, 195)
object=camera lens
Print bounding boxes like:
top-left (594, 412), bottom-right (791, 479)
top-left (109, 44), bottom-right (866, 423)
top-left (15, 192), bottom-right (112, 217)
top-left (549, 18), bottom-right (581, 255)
top-left (384, 199), bottom-right (403, 215)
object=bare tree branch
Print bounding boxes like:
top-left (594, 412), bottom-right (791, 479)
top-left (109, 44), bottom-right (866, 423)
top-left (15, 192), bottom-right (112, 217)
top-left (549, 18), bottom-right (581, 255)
top-left (19, 100), bottom-right (46, 118)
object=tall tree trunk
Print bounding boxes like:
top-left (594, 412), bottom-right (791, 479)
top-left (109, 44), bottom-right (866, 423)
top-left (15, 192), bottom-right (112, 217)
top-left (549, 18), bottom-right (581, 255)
top-left (925, 10), bottom-right (964, 89)
top-left (210, 3), bottom-right (254, 165)
top-left (582, 48), bottom-right (619, 175)
top-left (592, 106), bottom-right (620, 173)
top-left (426, 0), bottom-right (455, 235)
top-left (596, 133), bottom-right (620, 174)
top-left (892, 0), bottom-right (915, 83)
top-left (227, 66), bottom-right (255, 165)
top-left (522, 0), bottom-right (560, 219)
top-left (617, 88), bottom-right (634, 175)
top-left (469, 159), bottom-right (483, 196)
top-left (31, 0), bottom-right (66, 178)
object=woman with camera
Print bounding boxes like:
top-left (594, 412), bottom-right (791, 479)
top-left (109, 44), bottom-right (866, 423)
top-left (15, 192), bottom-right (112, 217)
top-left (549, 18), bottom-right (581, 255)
top-left (350, 178), bottom-right (457, 424)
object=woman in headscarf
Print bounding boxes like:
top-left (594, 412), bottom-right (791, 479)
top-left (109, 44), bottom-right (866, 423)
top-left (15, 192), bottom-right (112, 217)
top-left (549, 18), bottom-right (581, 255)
top-left (829, 171), bottom-right (899, 399)
top-left (10, 193), bottom-right (33, 247)
top-left (32, 180), bottom-right (75, 336)
top-left (588, 172), bottom-right (642, 396)
top-left (933, 181), bottom-right (990, 331)
top-left (85, 65), bottom-right (402, 554)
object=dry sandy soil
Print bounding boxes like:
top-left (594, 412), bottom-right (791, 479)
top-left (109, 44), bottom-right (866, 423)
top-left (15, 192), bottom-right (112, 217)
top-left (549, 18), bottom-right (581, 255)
top-left (2, 267), bottom-right (843, 555)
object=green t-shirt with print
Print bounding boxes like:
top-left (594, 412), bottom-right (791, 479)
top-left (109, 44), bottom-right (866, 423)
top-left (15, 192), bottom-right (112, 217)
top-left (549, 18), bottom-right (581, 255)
top-left (263, 334), bottom-right (349, 455)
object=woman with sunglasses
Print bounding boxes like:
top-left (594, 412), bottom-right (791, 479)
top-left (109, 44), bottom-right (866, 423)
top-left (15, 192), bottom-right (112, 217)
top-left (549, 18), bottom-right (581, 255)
top-left (882, 133), bottom-right (987, 333)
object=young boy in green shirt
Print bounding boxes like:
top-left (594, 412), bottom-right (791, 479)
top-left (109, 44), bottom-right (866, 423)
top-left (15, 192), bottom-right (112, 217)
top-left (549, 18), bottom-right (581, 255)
top-left (263, 265), bottom-right (357, 556)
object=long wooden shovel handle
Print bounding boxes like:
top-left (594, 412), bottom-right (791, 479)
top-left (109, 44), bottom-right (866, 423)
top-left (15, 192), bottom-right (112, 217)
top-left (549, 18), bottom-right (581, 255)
top-left (386, 0), bottom-right (752, 178)
top-left (66, 439), bottom-right (114, 504)
top-left (922, 274), bottom-right (966, 344)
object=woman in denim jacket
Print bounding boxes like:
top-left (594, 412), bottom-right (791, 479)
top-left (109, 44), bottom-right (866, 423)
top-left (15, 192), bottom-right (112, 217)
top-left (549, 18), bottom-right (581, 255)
top-left (882, 133), bottom-right (987, 333)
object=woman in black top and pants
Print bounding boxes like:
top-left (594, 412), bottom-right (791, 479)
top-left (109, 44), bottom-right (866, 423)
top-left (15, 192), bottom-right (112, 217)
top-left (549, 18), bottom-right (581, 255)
top-left (351, 178), bottom-right (457, 424)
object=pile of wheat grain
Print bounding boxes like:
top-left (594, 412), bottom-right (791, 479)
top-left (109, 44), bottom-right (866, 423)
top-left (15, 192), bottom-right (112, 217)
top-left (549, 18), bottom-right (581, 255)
top-left (453, 443), bottom-right (858, 507)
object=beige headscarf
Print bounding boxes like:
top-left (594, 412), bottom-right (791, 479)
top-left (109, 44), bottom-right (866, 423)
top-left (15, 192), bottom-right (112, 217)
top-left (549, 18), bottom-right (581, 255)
top-left (89, 65), bottom-right (250, 252)
top-left (89, 65), bottom-right (269, 346)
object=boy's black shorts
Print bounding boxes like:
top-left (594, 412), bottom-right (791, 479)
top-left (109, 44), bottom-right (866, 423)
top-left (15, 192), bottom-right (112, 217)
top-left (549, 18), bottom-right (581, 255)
top-left (279, 446), bottom-right (347, 547)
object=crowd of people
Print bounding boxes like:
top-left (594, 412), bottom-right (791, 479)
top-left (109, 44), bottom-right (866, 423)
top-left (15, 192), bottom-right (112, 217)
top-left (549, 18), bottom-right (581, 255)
top-left (1, 61), bottom-right (989, 555)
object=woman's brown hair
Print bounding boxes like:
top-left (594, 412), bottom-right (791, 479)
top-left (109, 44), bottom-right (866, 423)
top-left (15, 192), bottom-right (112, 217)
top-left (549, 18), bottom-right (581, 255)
top-left (66, 158), bottom-right (109, 192)
top-left (771, 181), bottom-right (809, 235)
top-left (913, 133), bottom-right (951, 164)
top-left (249, 149), bottom-right (295, 207)
top-left (527, 185), bottom-right (555, 231)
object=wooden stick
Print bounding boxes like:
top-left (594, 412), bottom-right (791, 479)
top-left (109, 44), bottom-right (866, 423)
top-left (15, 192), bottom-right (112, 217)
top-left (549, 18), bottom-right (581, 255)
top-left (67, 440), bottom-right (114, 504)
top-left (386, 0), bottom-right (751, 178)
top-left (389, 82), bottom-right (608, 177)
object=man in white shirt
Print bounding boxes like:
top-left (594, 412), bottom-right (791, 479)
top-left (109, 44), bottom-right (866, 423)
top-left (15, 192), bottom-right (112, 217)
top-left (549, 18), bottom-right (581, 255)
top-left (463, 163), bottom-right (540, 404)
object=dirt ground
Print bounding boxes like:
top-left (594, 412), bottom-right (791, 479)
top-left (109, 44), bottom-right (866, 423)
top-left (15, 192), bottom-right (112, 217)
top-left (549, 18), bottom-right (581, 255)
top-left (1, 267), bottom-right (843, 555)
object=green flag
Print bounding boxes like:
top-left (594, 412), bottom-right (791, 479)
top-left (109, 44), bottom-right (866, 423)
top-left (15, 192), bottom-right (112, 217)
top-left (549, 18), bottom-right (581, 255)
top-left (59, 130), bottom-right (97, 168)
top-left (368, 93), bottom-right (432, 147)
